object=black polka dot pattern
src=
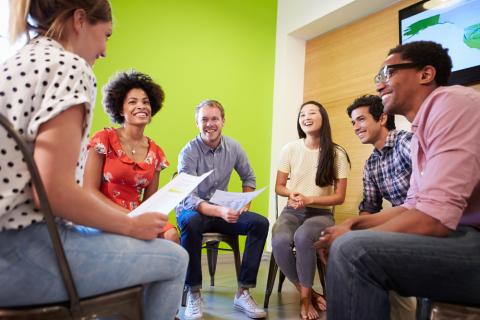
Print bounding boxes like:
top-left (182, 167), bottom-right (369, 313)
top-left (0, 36), bottom-right (97, 230)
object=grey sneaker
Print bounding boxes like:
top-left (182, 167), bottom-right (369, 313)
top-left (233, 290), bottom-right (267, 319)
top-left (184, 291), bottom-right (203, 320)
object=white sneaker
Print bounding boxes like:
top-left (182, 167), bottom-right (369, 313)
top-left (184, 291), bottom-right (203, 320)
top-left (233, 290), bottom-right (267, 319)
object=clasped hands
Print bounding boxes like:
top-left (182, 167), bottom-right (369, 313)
top-left (288, 192), bottom-right (311, 209)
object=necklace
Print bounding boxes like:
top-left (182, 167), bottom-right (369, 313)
top-left (129, 139), bottom-right (142, 155)
top-left (119, 129), bottom-right (144, 155)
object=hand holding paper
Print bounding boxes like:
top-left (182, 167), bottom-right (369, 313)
top-left (128, 170), bottom-right (213, 217)
top-left (209, 187), bottom-right (267, 212)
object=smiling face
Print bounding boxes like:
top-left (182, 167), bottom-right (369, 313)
top-left (350, 106), bottom-right (387, 148)
top-left (196, 105), bottom-right (225, 148)
top-left (298, 103), bottom-right (322, 136)
top-left (121, 88), bottom-right (152, 127)
top-left (375, 53), bottom-right (421, 117)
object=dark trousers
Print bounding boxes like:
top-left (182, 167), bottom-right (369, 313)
top-left (177, 209), bottom-right (269, 291)
top-left (326, 226), bottom-right (480, 320)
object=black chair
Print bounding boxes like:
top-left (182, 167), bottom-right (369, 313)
top-left (263, 193), bottom-right (327, 308)
top-left (0, 113), bottom-right (143, 320)
top-left (414, 298), bottom-right (480, 320)
top-left (428, 301), bottom-right (480, 320)
top-left (171, 172), bottom-right (242, 307)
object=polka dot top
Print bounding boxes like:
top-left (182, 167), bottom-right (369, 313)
top-left (0, 36), bottom-right (97, 230)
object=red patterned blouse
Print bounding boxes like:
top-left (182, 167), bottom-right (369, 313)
top-left (87, 128), bottom-right (175, 233)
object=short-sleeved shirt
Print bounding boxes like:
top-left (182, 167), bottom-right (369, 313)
top-left (176, 135), bottom-right (256, 215)
top-left (359, 130), bottom-right (412, 213)
top-left (87, 128), bottom-right (169, 210)
top-left (402, 85), bottom-right (480, 230)
top-left (278, 139), bottom-right (350, 209)
top-left (0, 36), bottom-right (96, 230)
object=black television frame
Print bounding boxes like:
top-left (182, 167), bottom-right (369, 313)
top-left (398, 0), bottom-right (480, 86)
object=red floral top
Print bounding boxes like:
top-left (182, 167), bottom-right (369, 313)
top-left (88, 127), bottom-right (169, 210)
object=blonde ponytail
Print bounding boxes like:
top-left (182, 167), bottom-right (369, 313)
top-left (9, 0), bottom-right (31, 44)
top-left (8, 0), bottom-right (111, 44)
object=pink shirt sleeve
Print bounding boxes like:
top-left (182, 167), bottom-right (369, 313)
top-left (405, 87), bottom-right (480, 230)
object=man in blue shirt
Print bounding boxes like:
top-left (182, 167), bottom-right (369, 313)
top-left (347, 94), bottom-right (415, 320)
top-left (176, 99), bottom-right (269, 320)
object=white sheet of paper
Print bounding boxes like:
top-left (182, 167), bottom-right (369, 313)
top-left (128, 170), bottom-right (213, 217)
top-left (209, 187), bottom-right (267, 211)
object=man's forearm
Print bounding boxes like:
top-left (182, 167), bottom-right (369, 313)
top-left (349, 206), bottom-right (407, 230)
top-left (243, 186), bottom-right (255, 192)
top-left (371, 208), bottom-right (451, 236)
top-left (359, 211), bottom-right (372, 216)
top-left (197, 201), bottom-right (222, 217)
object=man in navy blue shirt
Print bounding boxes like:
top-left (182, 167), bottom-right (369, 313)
top-left (177, 99), bottom-right (269, 320)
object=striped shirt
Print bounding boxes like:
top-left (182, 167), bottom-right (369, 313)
top-left (359, 130), bottom-right (412, 213)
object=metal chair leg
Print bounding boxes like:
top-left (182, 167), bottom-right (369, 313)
top-left (278, 270), bottom-right (286, 293)
top-left (181, 285), bottom-right (188, 307)
top-left (206, 241), bottom-right (220, 286)
top-left (263, 253), bottom-right (279, 308)
top-left (316, 256), bottom-right (327, 297)
top-left (416, 298), bottom-right (432, 320)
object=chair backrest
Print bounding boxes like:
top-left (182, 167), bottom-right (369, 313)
top-left (0, 113), bottom-right (82, 316)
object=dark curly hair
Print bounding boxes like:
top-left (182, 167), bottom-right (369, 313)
top-left (346, 95), bottom-right (395, 130)
top-left (102, 70), bottom-right (165, 124)
top-left (388, 41), bottom-right (452, 86)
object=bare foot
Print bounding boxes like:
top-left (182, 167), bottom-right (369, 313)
top-left (312, 289), bottom-right (327, 311)
top-left (300, 297), bottom-right (320, 320)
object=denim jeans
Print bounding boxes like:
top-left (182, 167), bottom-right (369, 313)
top-left (271, 206), bottom-right (333, 287)
top-left (326, 227), bottom-right (480, 320)
top-left (177, 209), bottom-right (269, 291)
top-left (0, 222), bottom-right (189, 320)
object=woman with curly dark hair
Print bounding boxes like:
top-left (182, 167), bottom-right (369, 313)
top-left (84, 70), bottom-right (179, 242)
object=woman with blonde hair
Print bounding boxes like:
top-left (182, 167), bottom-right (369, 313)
top-left (0, 1), bottom-right (187, 319)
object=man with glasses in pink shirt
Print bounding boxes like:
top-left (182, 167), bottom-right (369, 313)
top-left (316, 41), bottom-right (480, 320)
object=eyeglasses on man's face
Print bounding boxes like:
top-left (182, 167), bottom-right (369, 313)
top-left (374, 62), bottom-right (421, 85)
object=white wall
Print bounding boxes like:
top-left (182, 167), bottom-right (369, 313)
top-left (267, 0), bottom-right (400, 249)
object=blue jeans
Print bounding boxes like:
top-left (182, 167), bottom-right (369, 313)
top-left (326, 227), bottom-right (480, 320)
top-left (0, 222), bottom-right (189, 320)
top-left (177, 209), bottom-right (269, 291)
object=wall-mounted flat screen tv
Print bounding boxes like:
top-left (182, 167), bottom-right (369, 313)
top-left (399, 0), bottom-right (480, 85)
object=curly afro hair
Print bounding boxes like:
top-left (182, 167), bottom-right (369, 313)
top-left (102, 70), bottom-right (165, 124)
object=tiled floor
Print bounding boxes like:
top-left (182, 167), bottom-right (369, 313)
top-left (177, 255), bottom-right (327, 320)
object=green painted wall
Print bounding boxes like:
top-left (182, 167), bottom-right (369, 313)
top-left (91, 1), bottom-right (277, 243)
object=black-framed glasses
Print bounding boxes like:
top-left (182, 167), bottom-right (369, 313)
top-left (374, 63), bottom-right (421, 85)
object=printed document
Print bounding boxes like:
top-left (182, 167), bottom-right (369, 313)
top-left (209, 187), bottom-right (267, 211)
top-left (128, 170), bottom-right (213, 217)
